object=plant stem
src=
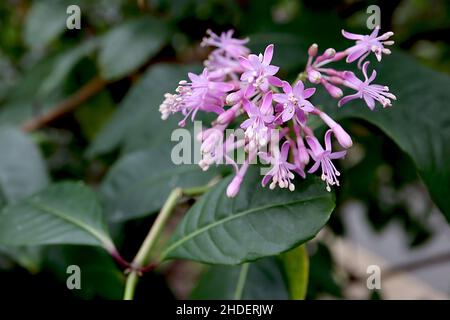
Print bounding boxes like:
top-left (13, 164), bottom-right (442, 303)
top-left (21, 76), bottom-right (107, 132)
top-left (123, 271), bottom-right (139, 300)
top-left (182, 176), bottom-right (221, 197)
top-left (182, 185), bottom-right (210, 197)
top-left (123, 187), bottom-right (183, 300)
top-left (233, 263), bottom-right (249, 300)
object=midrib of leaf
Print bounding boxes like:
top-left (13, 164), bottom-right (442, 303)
top-left (161, 195), bottom-right (327, 260)
top-left (27, 200), bottom-right (111, 248)
top-left (233, 263), bottom-right (249, 300)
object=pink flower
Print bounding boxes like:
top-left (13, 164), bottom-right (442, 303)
top-left (160, 29), bottom-right (396, 198)
top-left (338, 61), bottom-right (396, 110)
top-left (160, 68), bottom-right (234, 126)
top-left (273, 80), bottom-right (316, 122)
top-left (241, 92), bottom-right (274, 149)
top-left (306, 130), bottom-right (347, 192)
top-left (201, 29), bottom-right (250, 58)
top-left (239, 44), bottom-right (282, 92)
top-left (342, 27), bottom-right (394, 65)
top-left (261, 141), bottom-right (300, 191)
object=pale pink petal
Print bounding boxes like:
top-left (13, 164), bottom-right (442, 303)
top-left (281, 141), bottom-right (290, 160)
top-left (338, 92), bottom-right (360, 107)
top-left (324, 129), bottom-right (333, 151)
top-left (282, 81), bottom-right (292, 94)
top-left (363, 94), bottom-right (375, 110)
top-left (329, 150), bottom-right (347, 159)
top-left (342, 29), bottom-right (364, 40)
top-left (263, 44), bottom-right (274, 65)
top-left (302, 87), bottom-right (316, 99)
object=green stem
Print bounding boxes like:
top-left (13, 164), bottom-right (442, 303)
top-left (233, 263), bottom-right (249, 300)
top-left (182, 176), bottom-right (221, 197)
top-left (123, 272), bottom-right (139, 300)
top-left (182, 185), bottom-right (211, 197)
top-left (134, 188), bottom-right (182, 266)
top-left (123, 187), bottom-right (183, 300)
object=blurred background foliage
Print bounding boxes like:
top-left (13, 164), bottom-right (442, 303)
top-left (0, 0), bottom-right (449, 300)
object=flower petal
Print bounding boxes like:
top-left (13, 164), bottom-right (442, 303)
top-left (324, 129), bottom-right (333, 151)
top-left (302, 87), bottom-right (316, 99)
top-left (346, 47), bottom-right (367, 63)
top-left (329, 150), bottom-right (347, 159)
top-left (338, 92), bottom-right (360, 107)
top-left (363, 94), bottom-right (375, 110)
top-left (293, 80), bottom-right (305, 97)
top-left (306, 135), bottom-right (324, 156)
top-left (342, 29), bottom-right (364, 40)
top-left (281, 141), bottom-right (290, 160)
top-left (282, 81), bottom-right (292, 94)
top-left (273, 93), bottom-right (288, 103)
top-left (263, 44), bottom-right (274, 65)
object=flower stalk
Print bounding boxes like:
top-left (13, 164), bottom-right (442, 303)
top-left (123, 187), bottom-right (183, 300)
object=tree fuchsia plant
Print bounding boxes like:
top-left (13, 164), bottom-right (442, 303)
top-left (160, 28), bottom-right (395, 196)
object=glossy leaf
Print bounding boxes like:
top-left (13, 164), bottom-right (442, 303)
top-left (191, 257), bottom-right (289, 300)
top-left (0, 182), bottom-right (113, 249)
top-left (45, 246), bottom-right (124, 299)
top-left (100, 145), bottom-right (219, 222)
top-left (38, 39), bottom-right (99, 98)
top-left (0, 127), bottom-right (49, 203)
top-left (98, 17), bottom-right (170, 80)
top-left (162, 168), bottom-right (335, 264)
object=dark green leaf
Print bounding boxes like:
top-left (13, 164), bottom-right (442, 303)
top-left (98, 17), bottom-right (170, 80)
top-left (162, 168), bottom-right (335, 264)
top-left (191, 257), bottom-right (289, 300)
top-left (24, 0), bottom-right (68, 48)
top-left (0, 246), bottom-right (43, 273)
top-left (0, 182), bottom-right (113, 249)
top-left (0, 127), bottom-right (49, 203)
top-left (100, 145), bottom-right (219, 222)
top-left (38, 39), bottom-right (99, 98)
top-left (45, 246), bottom-right (124, 299)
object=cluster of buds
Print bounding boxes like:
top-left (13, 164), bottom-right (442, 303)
top-left (159, 28), bottom-right (395, 197)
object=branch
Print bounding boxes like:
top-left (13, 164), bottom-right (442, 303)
top-left (382, 251), bottom-right (450, 279)
top-left (21, 76), bottom-right (107, 132)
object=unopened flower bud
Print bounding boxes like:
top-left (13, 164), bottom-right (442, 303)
top-left (308, 44), bottom-right (318, 57)
top-left (322, 80), bottom-right (343, 98)
top-left (226, 175), bottom-right (243, 198)
top-left (217, 109), bottom-right (236, 124)
top-left (324, 48), bottom-right (336, 58)
top-left (226, 91), bottom-right (243, 105)
top-left (319, 112), bottom-right (353, 148)
top-left (332, 125), bottom-right (353, 148)
top-left (308, 70), bottom-right (322, 84)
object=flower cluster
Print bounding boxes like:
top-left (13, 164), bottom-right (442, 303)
top-left (160, 28), bottom-right (396, 197)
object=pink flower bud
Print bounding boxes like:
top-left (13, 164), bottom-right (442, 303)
top-left (217, 108), bottom-right (236, 124)
top-left (226, 175), bottom-right (243, 198)
top-left (308, 70), bottom-right (322, 84)
top-left (322, 80), bottom-right (343, 98)
top-left (324, 48), bottom-right (336, 58)
top-left (298, 144), bottom-right (310, 166)
top-left (332, 125), bottom-right (353, 148)
top-left (226, 90), bottom-right (243, 105)
top-left (308, 44), bottom-right (318, 57)
top-left (319, 111), bottom-right (353, 148)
